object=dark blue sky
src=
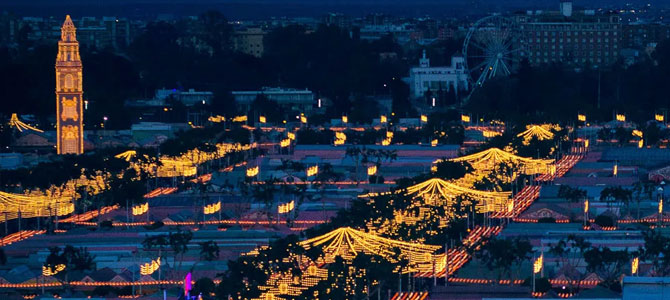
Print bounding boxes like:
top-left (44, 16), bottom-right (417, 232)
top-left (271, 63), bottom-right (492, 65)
top-left (0, 0), bottom-right (662, 19)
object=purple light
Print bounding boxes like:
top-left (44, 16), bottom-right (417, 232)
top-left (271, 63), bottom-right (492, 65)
top-left (184, 272), bottom-right (192, 296)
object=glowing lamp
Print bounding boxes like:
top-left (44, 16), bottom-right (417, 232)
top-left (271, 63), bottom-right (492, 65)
top-left (533, 255), bottom-right (543, 274)
top-left (420, 115), bottom-right (428, 123)
top-left (461, 115), bottom-right (470, 123)
top-left (306, 165), bottom-right (318, 177)
top-left (380, 115), bottom-right (387, 123)
top-left (638, 139), bottom-right (644, 148)
top-left (616, 114), bottom-right (626, 122)
top-left (342, 116), bottom-right (348, 123)
top-left (280, 138), bottom-right (291, 148)
top-left (431, 139), bottom-right (438, 147)
top-left (246, 166), bottom-right (259, 177)
top-left (632, 257), bottom-right (639, 275)
top-left (232, 115), bottom-right (247, 122)
top-left (259, 116), bottom-right (266, 123)
top-left (578, 114), bottom-right (586, 122)
top-left (656, 114), bottom-right (664, 122)
top-left (287, 132), bottom-right (296, 140)
top-left (367, 165), bottom-right (377, 176)
top-left (300, 116), bottom-right (307, 123)
top-left (584, 200), bottom-right (589, 214)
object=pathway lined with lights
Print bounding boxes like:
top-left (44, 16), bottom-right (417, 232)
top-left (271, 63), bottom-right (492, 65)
top-left (0, 230), bottom-right (45, 247)
top-left (416, 153), bottom-right (583, 279)
top-left (391, 292), bottom-right (429, 300)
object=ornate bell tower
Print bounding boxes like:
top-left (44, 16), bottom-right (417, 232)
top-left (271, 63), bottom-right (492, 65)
top-left (56, 15), bottom-right (84, 154)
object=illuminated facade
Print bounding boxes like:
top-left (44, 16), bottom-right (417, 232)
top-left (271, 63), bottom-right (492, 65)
top-left (56, 15), bottom-right (84, 155)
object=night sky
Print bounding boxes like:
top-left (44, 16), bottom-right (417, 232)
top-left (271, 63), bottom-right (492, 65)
top-left (0, 0), bottom-right (663, 19)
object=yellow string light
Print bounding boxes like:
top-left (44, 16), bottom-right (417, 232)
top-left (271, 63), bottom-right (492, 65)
top-left (203, 201), bottom-right (221, 215)
top-left (9, 113), bottom-right (43, 133)
top-left (278, 200), bottom-right (294, 214)
top-left (306, 165), bottom-right (318, 177)
top-left (114, 150), bottom-right (137, 162)
top-left (232, 115), bottom-right (248, 122)
top-left (656, 114), bottom-right (664, 122)
top-left (247, 166), bottom-right (260, 177)
top-left (448, 148), bottom-right (554, 175)
top-left (616, 114), bottom-right (626, 122)
top-left (42, 264), bottom-right (66, 276)
top-left (516, 125), bottom-right (555, 144)
top-left (207, 115), bottom-right (225, 123)
top-left (533, 255), bottom-right (543, 274)
top-left (140, 257), bottom-right (160, 275)
top-left (367, 165), bottom-right (377, 176)
top-left (132, 203), bottom-right (148, 216)
top-left (578, 114), bottom-right (586, 122)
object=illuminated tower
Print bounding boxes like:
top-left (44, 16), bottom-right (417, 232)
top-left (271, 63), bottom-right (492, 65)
top-left (55, 15), bottom-right (84, 154)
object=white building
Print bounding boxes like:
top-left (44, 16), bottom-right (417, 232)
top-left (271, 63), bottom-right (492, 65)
top-left (408, 50), bottom-right (469, 99)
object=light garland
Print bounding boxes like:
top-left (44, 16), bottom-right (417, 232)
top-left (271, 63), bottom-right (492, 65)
top-left (203, 201), bottom-right (221, 215)
top-left (278, 200), bottom-right (294, 214)
top-left (448, 148), bottom-right (554, 175)
top-left (42, 264), bottom-right (66, 276)
top-left (306, 165), bottom-right (318, 177)
top-left (140, 257), bottom-right (160, 275)
top-left (131, 203), bottom-right (148, 216)
top-left (9, 113), bottom-right (43, 133)
top-left (247, 166), bottom-right (260, 177)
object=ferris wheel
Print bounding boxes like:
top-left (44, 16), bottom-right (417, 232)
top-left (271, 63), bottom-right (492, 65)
top-left (462, 15), bottom-right (521, 89)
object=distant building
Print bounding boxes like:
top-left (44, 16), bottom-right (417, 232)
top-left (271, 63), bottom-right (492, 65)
top-left (233, 27), bottom-right (266, 57)
top-left (127, 88), bottom-right (213, 107)
top-left (76, 17), bottom-right (134, 50)
top-left (514, 0), bottom-right (621, 66)
top-left (232, 87), bottom-right (315, 113)
top-left (407, 50), bottom-right (468, 99)
top-left (622, 22), bottom-right (670, 50)
top-left (130, 122), bottom-right (189, 142)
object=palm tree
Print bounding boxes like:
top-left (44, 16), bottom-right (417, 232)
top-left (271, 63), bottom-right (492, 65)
top-left (168, 229), bottom-right (193, 279)
top-left (345, 146), bottom-right (364, 185)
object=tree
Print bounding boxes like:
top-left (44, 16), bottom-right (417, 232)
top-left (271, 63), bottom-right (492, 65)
top-left (600, 186), bottom-right (632, 212)
top-left (432, 160), bottom-right (472, 180)
top-left (44, 245), bottom-right (96, 291)
top-left (0, 249), bottom-right (7, 265)
top-left (641, 229), bottom-right (670, 276)
top-left (192, 277), bottom-right (216, 298)
top-left (558, 185), bottom-right (587, 203)
top-left (549, 235), bottom-right (592, 293)
top-left (199, 240), bottom-right (220, 262)
top-left (169, 229), bottom-right (193, 279)
top-left (477, 237), bottom-right (532, 281)
top-left (583, 246), bottom-right (629, 292)
top-left (345, 146), bottom-right (365, 185)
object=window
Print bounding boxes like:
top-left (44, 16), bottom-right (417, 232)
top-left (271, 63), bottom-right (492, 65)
top-left (64, 74), bottom-right (74, 89)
